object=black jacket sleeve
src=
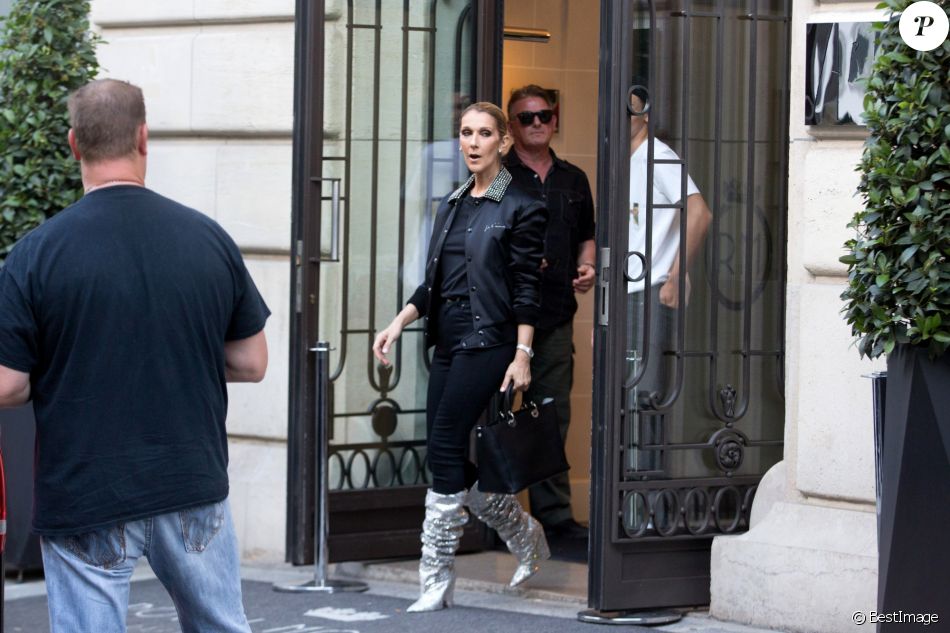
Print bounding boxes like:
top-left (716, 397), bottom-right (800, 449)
top-left (407, 283), bottom-right (429, 318)
top-left (508, 199), bottom-right (548, 326)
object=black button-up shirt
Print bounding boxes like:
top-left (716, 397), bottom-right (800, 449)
top-left (439, 196), bottom-right (478, 299)
top-left (408, 168), bottom-right (547, 350)
top-left (505, 150), bottom-right (595, 330)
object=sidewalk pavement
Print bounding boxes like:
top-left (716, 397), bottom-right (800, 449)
top-left (4, 557), bottom-right (786, 633)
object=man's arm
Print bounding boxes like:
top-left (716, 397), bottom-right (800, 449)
top-left (573, 238), bottom-right (597, 293)
top-left (0, 365), bottom-right (30, 407)
top-left (660, 192), bottom-right (713, 308)
top-left (225, 330), bottom-right (268, 383)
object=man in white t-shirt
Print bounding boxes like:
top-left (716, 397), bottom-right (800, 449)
top-left (625, 89), bottom-right (711, 467)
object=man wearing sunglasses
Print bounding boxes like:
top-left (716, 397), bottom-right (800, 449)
top-left (504, 85), bottom-right (596, 542)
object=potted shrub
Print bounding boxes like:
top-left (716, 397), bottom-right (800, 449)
top-left (0, 0), bottom-right (99, 575)
top-left (839, 0), bottom-right (949, 621)
top-left (0, 0), bottom-right (99, 259)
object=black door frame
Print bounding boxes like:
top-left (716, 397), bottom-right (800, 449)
top-left (286, 0), bottom-right (324, 565)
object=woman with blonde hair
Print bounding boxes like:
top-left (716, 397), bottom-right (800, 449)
top-left (374, 102), bottom-right (549, 612)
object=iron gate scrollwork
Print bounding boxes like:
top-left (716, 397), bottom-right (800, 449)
top-left (316, 0), bottom-right (473, 494)
top-left (591, 0), bottom-right (790, 611)
top-left (614, 0), bottom-right (788, 547)
top-left (288, 0), bottom-right (480, 564)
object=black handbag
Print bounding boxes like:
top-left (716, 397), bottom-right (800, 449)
top-left (474, 386), bottom-right (570, 494)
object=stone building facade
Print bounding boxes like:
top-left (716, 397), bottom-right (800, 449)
top-left (89, 1), bottom-right (886, 630)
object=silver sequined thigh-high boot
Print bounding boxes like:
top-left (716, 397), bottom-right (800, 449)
top-left (467, 483), bottom-right (550, 588)
top-left (407, 489), bottom-right (469, 612)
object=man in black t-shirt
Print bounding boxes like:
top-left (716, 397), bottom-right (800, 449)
top-left (505, 85), bottom-right (596, 541)
top-left (0, 79), bottom-right (269, 633)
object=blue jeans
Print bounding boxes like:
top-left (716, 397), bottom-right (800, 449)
top-left (41, 499), bottom-right (251, 633)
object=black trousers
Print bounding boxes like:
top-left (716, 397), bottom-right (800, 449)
top-left (525, 322), bottom-right (575, 526)
top-left (426, 301), bottom-right (515, 494)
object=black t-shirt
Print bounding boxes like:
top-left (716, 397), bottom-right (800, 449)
top-left (0, 186), bottom-right (270, 535)
top-left (439, 195), bottom-right (478, 299)
top-left (505, 151), bottom-right (596, 330)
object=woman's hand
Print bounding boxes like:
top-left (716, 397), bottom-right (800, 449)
top-left (372, 322), bottom-right (403, 366)
top-left (500, 353), bottom-right (532, 393)
top-left (372, 305), bottom-right (419, 366)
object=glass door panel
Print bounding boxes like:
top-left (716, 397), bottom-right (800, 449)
top-left (590, 0), bottom-right (789, 611)
top-left (319, 1), bottom-right (474, 497)
top-left (288, 0), bottom-right (494, 565)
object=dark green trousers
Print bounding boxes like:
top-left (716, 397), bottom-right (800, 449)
top-left (525, 321), bottom-right (575, 527)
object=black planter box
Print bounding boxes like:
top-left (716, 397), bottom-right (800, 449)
top-left (878, 345), bottom-right (950, 624)
top-left (0, 404), bottom-right (43, 575)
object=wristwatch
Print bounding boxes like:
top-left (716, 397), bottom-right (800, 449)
top-left (516, 343), bottom-right (534, 359)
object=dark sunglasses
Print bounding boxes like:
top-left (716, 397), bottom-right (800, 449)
top-left (515, 109), bottom-right (554, 125)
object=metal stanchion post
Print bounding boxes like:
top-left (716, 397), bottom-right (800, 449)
top-left (275, 342), bottom-right (367, 593)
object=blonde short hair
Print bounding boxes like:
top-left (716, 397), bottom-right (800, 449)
top-left (460, 102), bottom-right (508, 136)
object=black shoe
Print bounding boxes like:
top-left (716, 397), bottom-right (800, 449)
top-left (544, 518), bottom-right (589, 540)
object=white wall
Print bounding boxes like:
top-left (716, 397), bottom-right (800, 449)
top-left (709, 0), bottom-right (887, 630)
top-left (92, 0), bottom-right (296, 561)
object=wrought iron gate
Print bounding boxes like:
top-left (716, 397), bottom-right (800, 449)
top-left (590, 0), bottom-right (790, 609)
top-left (287, 0), bottom-right (502, 564)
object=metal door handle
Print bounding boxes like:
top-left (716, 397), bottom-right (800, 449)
top-left (309, 176), bottom-right (342, 262)
top-left (623, 251), bottom-right (648, 283)
top-left (327, 177), bottom-right (341, 262)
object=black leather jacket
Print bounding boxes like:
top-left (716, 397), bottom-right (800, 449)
top-left (408, 168), bottom-right (547, 350)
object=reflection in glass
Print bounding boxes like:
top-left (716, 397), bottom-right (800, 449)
top-left (654, 489), bottom-right (679, 535)
top-left (684, 488), bottom-right (710, 534)
top-left (320, 0), bottom-right (476, 490)
top-left (805, 21), bottom-right (878, 126)
top-left (622, 491), bottom-right (649, 536)
top-left (621, 0), bottom-right (787, 489)
top-left (713, 486), bottom-right (742, 532)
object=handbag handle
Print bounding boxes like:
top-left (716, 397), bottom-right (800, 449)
top-left (501, 384), bottom-right (515, 416)
top-left (499, 385), bottom-right (540, 427)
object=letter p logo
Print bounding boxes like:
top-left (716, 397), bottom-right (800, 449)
top-left (915, 15), bottom-right (935, 36)
top-left (899, 2), bottom-right (948, 51)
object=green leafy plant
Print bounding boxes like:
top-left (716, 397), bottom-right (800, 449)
top-left (840, 0), bottom-right (950, 359)
top-left (0, 0), bottom-right (99, 263)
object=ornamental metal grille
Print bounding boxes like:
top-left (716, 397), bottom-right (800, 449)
top-left (317, 0), bottom-right (474, 491)
top-left (614, 0), bottom-right (789, 543)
